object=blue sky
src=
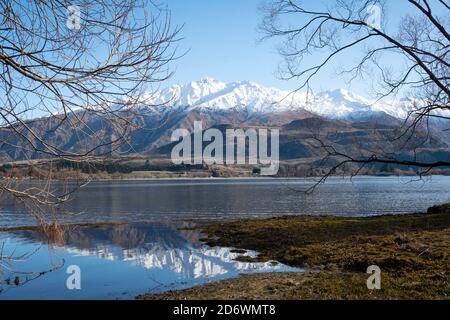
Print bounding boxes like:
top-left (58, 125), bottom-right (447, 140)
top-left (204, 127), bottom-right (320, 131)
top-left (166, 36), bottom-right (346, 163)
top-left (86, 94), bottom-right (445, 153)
top-left (165, 0), bottom-right (283, 88)
top-left (163, 0), bottom-right (415, 94)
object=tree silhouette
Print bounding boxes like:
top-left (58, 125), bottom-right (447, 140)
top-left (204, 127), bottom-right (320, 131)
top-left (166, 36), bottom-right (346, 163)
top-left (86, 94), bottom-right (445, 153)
top-left (261, 0), bottom-right (449, 181)
top-left (0, 0), bottom-right (180, 211)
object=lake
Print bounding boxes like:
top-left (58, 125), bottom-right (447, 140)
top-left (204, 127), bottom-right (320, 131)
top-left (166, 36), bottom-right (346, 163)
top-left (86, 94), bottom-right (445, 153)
top-left (0, 176), bottom-right (449, 299)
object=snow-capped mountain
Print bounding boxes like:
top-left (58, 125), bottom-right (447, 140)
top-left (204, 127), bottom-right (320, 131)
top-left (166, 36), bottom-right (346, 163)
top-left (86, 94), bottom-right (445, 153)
top-left (305, 88), bottom-right (413, 120)
top-left (1, 77), bottom-right (448, 163)
top-left (146, 77), bottom-right (301, 113)
top-left (145, 77), bottom-right (413, 120)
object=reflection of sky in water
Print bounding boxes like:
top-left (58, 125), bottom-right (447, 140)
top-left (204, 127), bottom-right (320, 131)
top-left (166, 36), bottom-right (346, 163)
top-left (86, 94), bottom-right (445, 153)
top-left (0, 223), bottom-right (303, 299)
top-left (1, 177), bottom-right (450, 227)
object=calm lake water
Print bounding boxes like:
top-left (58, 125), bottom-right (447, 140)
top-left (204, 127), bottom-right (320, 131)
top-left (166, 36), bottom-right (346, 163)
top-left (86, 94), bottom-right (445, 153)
top-left (0, 176), bottom-right (449, 299)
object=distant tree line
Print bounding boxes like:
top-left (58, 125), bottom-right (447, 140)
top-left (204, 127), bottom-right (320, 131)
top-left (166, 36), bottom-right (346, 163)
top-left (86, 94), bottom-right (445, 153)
top-left (53, 160), bottom-right (207, 174)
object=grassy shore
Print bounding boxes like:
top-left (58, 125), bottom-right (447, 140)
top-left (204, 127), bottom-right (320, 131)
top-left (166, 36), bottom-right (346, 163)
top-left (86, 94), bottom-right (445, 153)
top-left (140, 205), bottom-right (450, 300)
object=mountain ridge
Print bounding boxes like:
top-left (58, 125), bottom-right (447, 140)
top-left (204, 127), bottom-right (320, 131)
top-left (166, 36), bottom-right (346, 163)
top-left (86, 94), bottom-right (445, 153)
top-left (144, 77), bottom-right (416, 120)
top-left (1, 77), bottom-right (449, 169)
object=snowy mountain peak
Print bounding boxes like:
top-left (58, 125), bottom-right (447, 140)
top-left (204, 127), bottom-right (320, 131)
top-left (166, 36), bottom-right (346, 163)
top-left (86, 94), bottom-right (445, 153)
top-left (322, 88), bottom-right (368, 104)
top-left (150, 78), bottom-right (297, 113)
top-left (147, 78), bottom-right (413, 120)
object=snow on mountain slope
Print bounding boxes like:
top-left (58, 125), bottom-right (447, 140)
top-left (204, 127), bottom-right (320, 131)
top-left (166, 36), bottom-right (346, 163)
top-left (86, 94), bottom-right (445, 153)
top-left (304, 88), bottom-right (416, 120)
top-left (144, 77), bottom-right (420, 121)
top-left (147, 77), bottom-right (305, 113)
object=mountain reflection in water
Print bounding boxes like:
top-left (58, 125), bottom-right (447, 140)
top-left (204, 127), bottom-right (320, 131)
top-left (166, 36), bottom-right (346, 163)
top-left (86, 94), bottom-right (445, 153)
top-left (0, 222), bottom-right (302, 299)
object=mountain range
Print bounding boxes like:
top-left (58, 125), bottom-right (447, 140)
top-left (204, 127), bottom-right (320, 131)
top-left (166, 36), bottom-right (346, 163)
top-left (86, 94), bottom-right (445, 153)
top-left (147, 77), bottom-right (413, 119)
top-left (1, 77), bottom-right (449, 174)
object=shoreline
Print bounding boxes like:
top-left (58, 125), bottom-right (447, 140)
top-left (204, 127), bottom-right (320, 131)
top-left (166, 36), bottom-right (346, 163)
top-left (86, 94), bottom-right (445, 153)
top-left (4, 174), bottom-right (450, 182)
top-left (140, 207), bottom-right (450, 300)
top-left (1, 205), bottom-right (448, 299)
top-left (0, 221), bottom-right (126, 233)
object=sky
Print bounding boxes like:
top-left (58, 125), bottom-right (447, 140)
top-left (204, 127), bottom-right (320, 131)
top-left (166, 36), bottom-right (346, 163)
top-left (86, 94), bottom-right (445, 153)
top-left (163, 0), bottom-right (416, 95)
top-left (165, 0), bottom-right (283, 88)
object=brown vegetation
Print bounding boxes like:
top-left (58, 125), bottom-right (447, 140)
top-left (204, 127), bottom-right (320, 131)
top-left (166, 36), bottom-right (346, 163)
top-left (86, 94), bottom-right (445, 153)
top-left (141, 208), bottom-right (450, 300)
